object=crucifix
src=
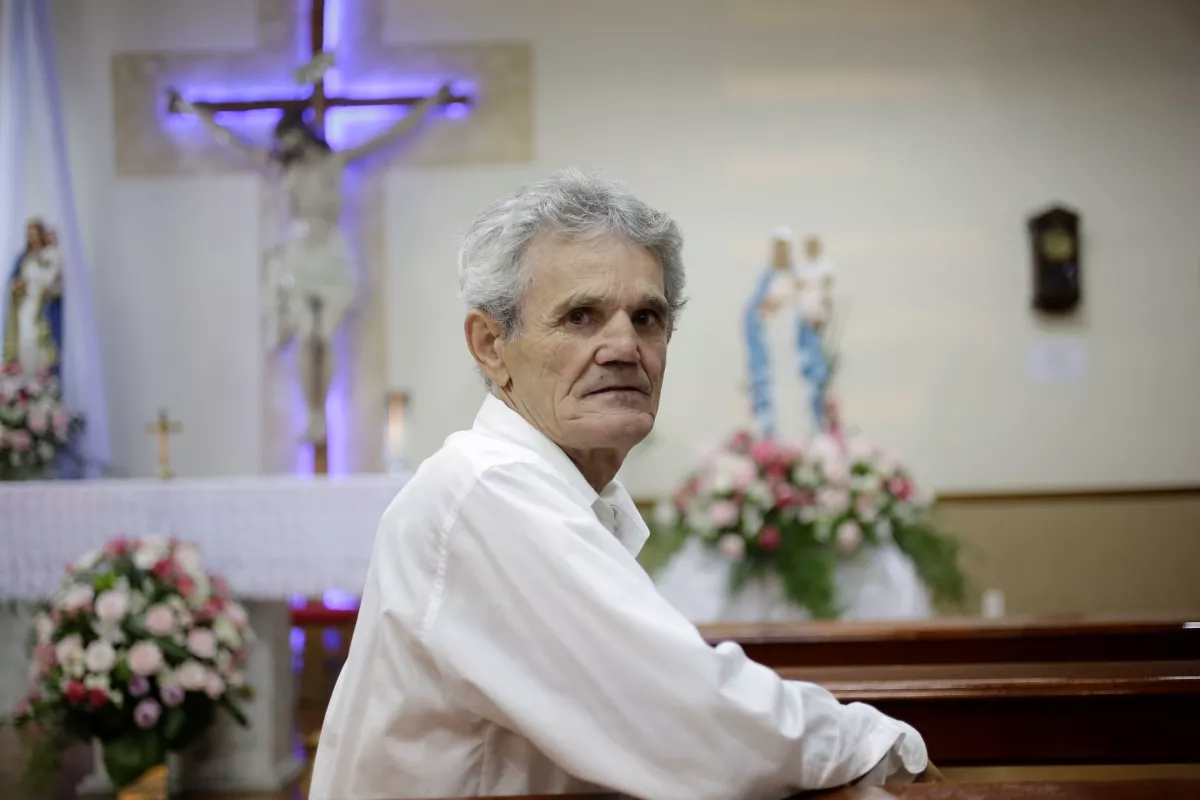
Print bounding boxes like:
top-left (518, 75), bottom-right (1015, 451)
top-left (145, 408), bottom-right (182, 479)
top-left (165, 0), bottom-right (467, 477)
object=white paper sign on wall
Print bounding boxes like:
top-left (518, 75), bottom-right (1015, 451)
top-left (1027, 338), bottom-right (1088, 385)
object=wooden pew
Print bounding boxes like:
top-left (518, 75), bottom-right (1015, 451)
top-left (413, 780), bottom-right (1200, 800)
top-left (781, 660), bottom-right (1200, 767)
top-left (699, 617), bottom-right (1200, 668)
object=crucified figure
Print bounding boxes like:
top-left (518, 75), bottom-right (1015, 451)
top-left (169, 83), bottom-right (451, 444)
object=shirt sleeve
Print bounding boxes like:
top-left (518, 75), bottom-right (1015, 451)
top-left (422, 463), bottom-right (927, 800)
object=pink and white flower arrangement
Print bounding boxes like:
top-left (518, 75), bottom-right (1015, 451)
top-left (10, 536), bottom-right (255, 791)
top-left (650, 429), bottom-right (964, 618)
top-left (0, 363), bottom-right (84, 480)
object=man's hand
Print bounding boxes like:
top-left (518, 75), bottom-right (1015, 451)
top-left (914, 761), bottom-right (946, 783)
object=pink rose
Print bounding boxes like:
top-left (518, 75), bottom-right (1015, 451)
top-left (33, 642), bottom-right (55, 669)
top-left (143, 604), bottom-right (176, 637)
top-left (223, 601), bottom-right (248, 630)
top-left (204, 671), bottom-right (225, 699)
top-left (26, 408), bottom-right (47, 435)
top-left (823, 459), bottom-right (851, 487)
top-left (709, 500), bottom-right (740, 529)
top-left (718, 533), bottom-right (746, 562)
top-left (51, 408), bottom-right (68, 437)
top-left (35, 615), bottom-right (54, 643)
top-left (95, 589), bottom-right (130, 624)
top-left (730, 458), bottom-right (756, 491)
top-left (14, 697), bottom-right (31, 718)
top-left (759, 526), bottom-right (782, 551)
top-left (128, 641), bottom-right (164, 677)
top-left (855, 492), bottom-right (879, 523)
top-left (749, 439), bottom-right (776, 466)
top-left (836, 521), bottom-right (863, 553)
top-left (817, 488), bottom-right (850, 515)
top-left (888, 477), bottom-right (913, 502)
top-left (187, 628), bottom-right (217, 660)
top-left (8, 429), bottom-right (31, 451)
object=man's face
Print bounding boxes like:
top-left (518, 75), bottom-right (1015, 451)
top-left (500, 232), bottom-right (670, 461)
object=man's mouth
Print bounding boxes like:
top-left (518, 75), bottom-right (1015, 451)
top-left (587, 386), bottom-right (647, 396)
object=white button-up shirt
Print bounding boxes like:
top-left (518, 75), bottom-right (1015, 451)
top-left (310, 395), bottom-right (927, 799)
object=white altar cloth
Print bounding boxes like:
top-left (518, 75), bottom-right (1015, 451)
top-left (0, 474), bottom-right (407, 794)
top-left (0, 474), bottom-right (408, 600)
top-left (654, 539), bottom-right (933, 623)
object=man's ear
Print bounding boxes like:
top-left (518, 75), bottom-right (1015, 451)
top-left (464, 310), bottom-right (511, 389)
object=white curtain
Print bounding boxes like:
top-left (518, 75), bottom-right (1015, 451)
top-left (0, 0), bottom-right (110, 474)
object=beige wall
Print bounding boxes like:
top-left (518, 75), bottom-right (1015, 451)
top-left (382, 0), bottom-right (1200, 498)
top-left (938, 488), bottom-right (1200, 617)
top-left (32, 0), bottom-right (1200, 490)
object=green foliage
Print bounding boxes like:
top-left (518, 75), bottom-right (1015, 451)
top-left (892, 517), bottom-right (971, 609)
top-left (102, 731), bottom-right (167, 789)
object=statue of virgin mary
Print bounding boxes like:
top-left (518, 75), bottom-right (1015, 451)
top-left (3, 218), bottom-right (63, 377)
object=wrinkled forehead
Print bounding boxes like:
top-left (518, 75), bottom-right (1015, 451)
top-left (521, 231), bottom-right (664, 304)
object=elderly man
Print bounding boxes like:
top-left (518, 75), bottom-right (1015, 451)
top-left (310, 170), bottom-right (937, 799)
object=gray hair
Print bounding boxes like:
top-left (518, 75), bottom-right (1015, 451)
top-left (457, 168), bottom-right (687, 346)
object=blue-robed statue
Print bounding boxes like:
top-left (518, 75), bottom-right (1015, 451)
top-left (3, 218), bottom-right (64, 377)
top-left (743, 228), bottom-right (835, 438)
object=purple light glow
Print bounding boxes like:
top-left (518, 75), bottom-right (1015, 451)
top-left (324, 0), bottom-right (342, 52)
top-left (322, 588), bottom-right (360, 610)
top-left (162, 0), bottom-right (474, 479)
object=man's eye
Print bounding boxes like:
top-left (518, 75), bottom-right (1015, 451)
top-left (567, 309), bottom-right (590, 325)
top-left (633, 309), bottom-right (663, 327)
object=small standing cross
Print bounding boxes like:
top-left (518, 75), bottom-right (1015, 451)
top-left (146, 409), bottom-right (182, 479)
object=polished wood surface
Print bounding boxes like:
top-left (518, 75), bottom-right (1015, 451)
top-left (699, 617), bottom-right (1200, 668)
top-left (409, 780), bottom-right (1200, 800)
top-left (775, 660), bottom-right (1200, 766)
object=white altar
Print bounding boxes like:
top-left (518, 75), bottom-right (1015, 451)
top-left (0, 474), bottom-right (406, 794)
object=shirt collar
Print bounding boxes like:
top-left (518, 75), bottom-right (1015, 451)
top-left (472, 394), bottom-right (649, 556)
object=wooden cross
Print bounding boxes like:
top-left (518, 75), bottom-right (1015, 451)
top-left (167, 0), bottom-right (469, 129)
top-left (145, 408), bottom-right (182, 479)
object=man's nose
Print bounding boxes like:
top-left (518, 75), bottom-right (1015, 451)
top-left (595, 313), bottom-right (641, 364)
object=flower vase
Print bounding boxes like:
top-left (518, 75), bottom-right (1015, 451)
top-left (116, 763), bottom-right (170, 800)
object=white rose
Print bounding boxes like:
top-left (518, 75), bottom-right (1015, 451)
top-left (55, 634), bottom-right (84, 665)
top-left (110, 690), bottom-right (124, 708)
top-left (847, 437), bottom-right (876, 463)
top-left (177, 660), bottom-right (208, 691)
top-left (84, 640), bottom-right (116, 673)
top-left (213, 617), bottom-right (241, 649)
top-left (133, 537), bottom-right (169, 570)
top-left (128, 590), bottom-right (149, 615)
top-left (35, 614), bottom-right (54, 643)
top-left (95, 589), bottom-right (130, 624)
top-left (74, 548), bottom-right (102, 572)
top-left (59, 584), bottom-right (94, 612)
top-left (174, 543), bottom-right (203, 575)
top-left (84, 673), bottom-right (111, 692)
top-left (651, 500), bottom-right (678, 528)
top-left (227, 669), bottom-right (246, 689)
